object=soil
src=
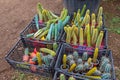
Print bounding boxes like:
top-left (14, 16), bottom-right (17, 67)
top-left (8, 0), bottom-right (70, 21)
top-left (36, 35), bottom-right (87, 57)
top-left (0, 0), bottom-right (120, 80)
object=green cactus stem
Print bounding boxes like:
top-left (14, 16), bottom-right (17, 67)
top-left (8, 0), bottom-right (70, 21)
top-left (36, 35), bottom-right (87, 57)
top-left (42, 56), bottom-right (51, 66)
top-left (104, 63), bottom-right (111, 73)
top-left (86, 24), bottom-right (91, 47)
top-left (24, 48), bottom-right (29, 55)
top-left (95, 31), bottom-right (104, 48)
top-left (101, 73), bottom-right (111, 79)
top-left (60, 74), bottom-right (66, 80)
top-left (82, 52), bottom-right (88, 61)
top-left (75, 64), bottom-right (83, 72)
top-left (79, 28), bottom-right (84, 46)
top-left (100, 58), bottom-right (110, 72)
top-left (68, 76), bottom-right (76, 80)
top-left (53, 43), bottom-right (58, 51)
top-left (72, 31), bottom-right (77, 45)
top-left (92, 28), bottom-right (98, 46)
top-left (97, 7), bottom-right (103, 23)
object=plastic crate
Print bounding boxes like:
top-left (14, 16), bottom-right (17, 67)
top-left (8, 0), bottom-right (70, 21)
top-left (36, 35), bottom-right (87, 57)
top-left (54, 44), bottom-right (116, 80)
top-left (53, 71), bottom-right (87, 80)
top-left (63, 0), bottom-right (101, 15)
top-left (5, 39), bottom-right (61, 77)
top-left (61, 28), bottom-right (108, 52)
top-left (20, 21), bottom-right (64, 46)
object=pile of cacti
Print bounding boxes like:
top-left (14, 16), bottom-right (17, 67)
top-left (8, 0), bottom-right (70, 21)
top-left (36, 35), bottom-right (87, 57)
top-left (64, 6), bottom-right (104, 49)
top-left (61, 48), bottom-right (112, 79)
top-left (26, 3), bottom-right (70, 41)
top-left (23, 43), bottom-right (58, 66)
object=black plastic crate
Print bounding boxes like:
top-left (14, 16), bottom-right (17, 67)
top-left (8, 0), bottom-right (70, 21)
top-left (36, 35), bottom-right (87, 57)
top-left (53, 71), bottom-right (87, 80)
top-left (20, 21), bottom-right (64, 46)
top-left (61, 28), bottom-right (108, 52)
top-left (54, 44), bottom-right (115, 80)
top-left (63, 0), bottom-right (101, 15)
top-left (5, 39), bottom-right (61, 77)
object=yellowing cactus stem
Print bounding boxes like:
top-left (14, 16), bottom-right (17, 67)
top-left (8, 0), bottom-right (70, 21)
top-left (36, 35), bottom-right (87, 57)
top-left (97, 7), bottom-right (103, 23)
top-left (91, 13), bottom-right (96, 22)
top-left (91, 19), bottom-right (96, 35)
top-left (86, 67), bottom-right (97, 76)
top-left (36, 52), bottom-right (42, 65)
top-left (72, 31), bottom-right (77, 45)
top-left (95, 31), bottom-right (104, 48)
top-left (79, 28), bottom-right (84, 46)
top-left (69, 63), bottom-right (76, 72)
top-left (63, 54), bottom-right (67, 69)
top-left (92, 28), bottom-right (98, 46)
top-left (87, 24), bottom-right (91, 47)
top-left (93, 48), bottom-right (99, 63)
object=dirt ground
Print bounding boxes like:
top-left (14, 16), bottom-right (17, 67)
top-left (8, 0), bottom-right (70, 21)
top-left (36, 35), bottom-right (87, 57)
top-left (0, 0), bottom-right (120, 80)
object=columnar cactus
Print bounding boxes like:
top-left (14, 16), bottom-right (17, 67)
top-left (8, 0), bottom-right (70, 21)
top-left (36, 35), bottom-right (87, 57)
top-left (95, 31), bottom-right (104, 49)
top-left (82, 52), bottom-right (88, 61)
